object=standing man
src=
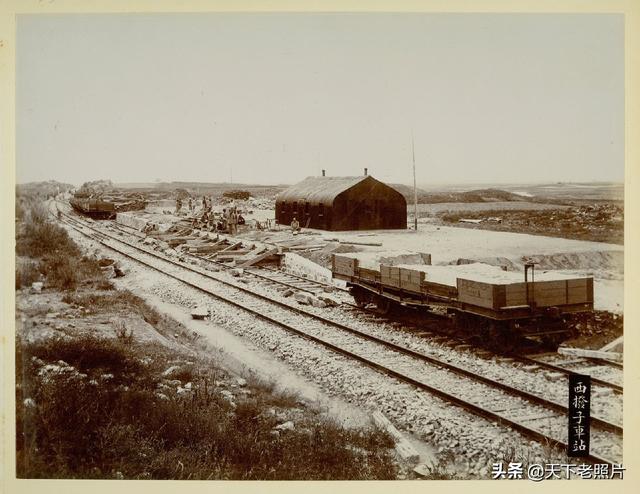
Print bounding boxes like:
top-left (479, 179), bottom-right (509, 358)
top-left (291, 216), bottom-right (300, 233)
top-left (221, 208), bottom-right (228, 232)
top-left (229, 208), bottom-right (238, 235)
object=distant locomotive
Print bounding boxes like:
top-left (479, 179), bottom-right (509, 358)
top-left (332, 251), bottom-right (594, 346)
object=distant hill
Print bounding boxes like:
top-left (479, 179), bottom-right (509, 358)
top-left (16, 180), bottom-right (75, 198)
top-left (154, 182), bottom-right (286, 198)
top-left (389, 183), bottom-right (429, 199)
top-left (391, 185), bottom-right (529, 204)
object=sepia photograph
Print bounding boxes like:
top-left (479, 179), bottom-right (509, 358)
top-left (6, 4), bottom-right (633, 485)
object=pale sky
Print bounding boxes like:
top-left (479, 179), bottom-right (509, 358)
top-left (16, 13), bottom-right (624, 186)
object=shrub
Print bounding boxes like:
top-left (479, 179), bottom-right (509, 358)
top-left (16, 218), bottom-right (80, 259)
top-left (15, 260), bottom-right (41, 289)
top-left (114, 321), bottom-right (134, 345)
top-left (22, 336), bottom-right (143, 378)
top-left (40, 255), bottom-right (78, 290)
top-left (95, 279), bottom-right (115, 291)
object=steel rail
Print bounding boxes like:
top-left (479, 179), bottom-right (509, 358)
top-left (517, 355), bottom-right (623, 394)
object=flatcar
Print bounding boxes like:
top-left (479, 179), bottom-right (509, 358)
top-left (332, 252), bottom-right (594, 345)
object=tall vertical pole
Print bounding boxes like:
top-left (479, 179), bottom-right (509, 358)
top-left (412, 134), bottom-right (418, 231)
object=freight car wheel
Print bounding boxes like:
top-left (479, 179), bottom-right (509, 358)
top-left (540, 333), bottom-right (566, 350)
top-left (453, 312), bottom-right (474, 332)
top-left (351, 286), bottom-right (371, 308)
top-left (373, 296), bottom-right (393, 315)
top-left (485, 320), bottom-right (518, 352)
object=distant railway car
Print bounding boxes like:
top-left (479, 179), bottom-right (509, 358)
top-left (69, 193), bottom-right (147, 219)
top-left (69, 196), bottom-right (117, 219)
top-left (332, 252), bottom-right (594, 345)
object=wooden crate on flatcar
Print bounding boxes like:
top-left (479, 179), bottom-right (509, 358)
top-left (332, 254), bottom-right (358, 279)
top-left (457, 277), bottom-right (594, 310)
top-left (380, 265), bottom-right (401, 288)
top-left (566, 278), bottom-right (593, 304)
top-left (359, 267), bottom-right (380, 283)
top-left (398, 267), bottom-right (424, 292)
top-left (423, 280), bottom-right (459, 299)
top-left (457, 279), bottom-right (505, 310)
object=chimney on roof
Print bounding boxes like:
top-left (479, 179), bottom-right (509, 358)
top-left (322, 169), bottom-right (326, 177)
top-left (364, 167), bottom-right (368, 176)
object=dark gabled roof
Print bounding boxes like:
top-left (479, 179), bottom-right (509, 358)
top-left (276, 176), bottom-right (371, 206)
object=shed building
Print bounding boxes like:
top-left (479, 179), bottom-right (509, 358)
top-left (275, 173), bottom-right (407, 231)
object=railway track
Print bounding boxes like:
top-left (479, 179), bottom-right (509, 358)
top-left (52, 201), bottom-right (623, 464)
top-left (322, 299), bottom-right (624, 395)
top-left (521, 353), bottom-right (623, 392)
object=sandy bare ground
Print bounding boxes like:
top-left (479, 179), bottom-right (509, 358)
top-left (320, 224), bottom-right (622, 263)
top-left (320, 226), bottom-right (623, 313)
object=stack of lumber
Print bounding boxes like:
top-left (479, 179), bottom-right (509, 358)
top-left (237, 247), bottom-right (279, 267)
top-left (148, 225), bottom-right (279, 267)
top-left (140, 226), bottom-right (281, 266)
top-left (270, 238), bottom-right (325, 252)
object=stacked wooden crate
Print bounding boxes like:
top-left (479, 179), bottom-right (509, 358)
top-left (332, 252), bottom-right (431, 283)
top-left (379, 263), bottom-right (457, 298)
top-left (456, 277), bottom-right (593, 309)
top-left (399, 267), bottom-right (425, 292)
top-left (380, 265), bottom-right (401, 288)
top-left (332, 255), bottom-right (358, 279)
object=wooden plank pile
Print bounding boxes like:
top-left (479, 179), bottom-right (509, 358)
top-left (144, 225), bottom-right (280, 266)
top-left (270, 237), bottom-right (326, 252)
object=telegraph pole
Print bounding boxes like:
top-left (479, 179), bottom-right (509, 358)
top-left (412, 134), bottom-right (418, 231)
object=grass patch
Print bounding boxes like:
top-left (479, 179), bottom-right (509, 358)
top-left (15, 259), bottom-right (42, 290)
top-left (20, 336), bottom-right (143, 379)
top-left (15, 203), bottom-right (103, 290)
top-left (16, 206), bottom-right (79, 259)
top-left (61, 291), bottom-right (161, 325)
top-left (16, 335), bottom-right (398, 480)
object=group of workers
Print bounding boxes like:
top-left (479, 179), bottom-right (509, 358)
top-left (176, 194), bottom-right (245, 234)
top-left (174, 194), bottom-right (301, 235)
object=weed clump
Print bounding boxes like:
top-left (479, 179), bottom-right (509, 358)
top-left (16, 336), bottom-right (398, 480)
top-left (15, 204), bottom-right (102, 290)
